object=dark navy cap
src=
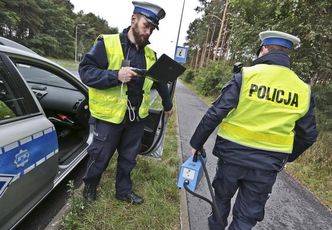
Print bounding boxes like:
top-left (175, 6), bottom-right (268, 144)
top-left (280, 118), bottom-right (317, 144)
top-left (259, 30), bottom-right (300, 49)
top-left (132, 1), bottom-right (166, 30)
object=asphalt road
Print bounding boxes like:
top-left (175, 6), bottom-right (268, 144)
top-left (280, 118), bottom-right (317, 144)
top-left (175, 81), bottom-right (332, 230)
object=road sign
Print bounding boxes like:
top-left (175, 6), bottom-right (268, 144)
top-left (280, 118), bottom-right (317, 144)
top-left (174, 46), bottom-right (188, 63)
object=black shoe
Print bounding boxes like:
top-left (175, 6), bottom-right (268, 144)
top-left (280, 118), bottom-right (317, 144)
top-left (116, 192), bottom-right (144, 205)
top-left (83, 184), bottom-right (97, 202)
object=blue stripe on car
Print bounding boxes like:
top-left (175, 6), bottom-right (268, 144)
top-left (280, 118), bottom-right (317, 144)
top-left (0, 127), bottom-right (58, 177)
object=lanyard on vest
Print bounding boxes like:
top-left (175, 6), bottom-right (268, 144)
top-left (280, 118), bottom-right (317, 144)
top-left (120, 58), bottom-right (136, 122)
top-left (117, 34), bottom-right (155, 122)
top-left (118, 36), bottom-right (141, 122)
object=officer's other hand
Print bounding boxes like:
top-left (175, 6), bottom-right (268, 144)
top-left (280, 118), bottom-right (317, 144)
top-left (164, 109), bottom-right (173, 117)
top-left (191, 147), bottom-right (198, 155)
top-left (118, 67), bottom-right (138, 83)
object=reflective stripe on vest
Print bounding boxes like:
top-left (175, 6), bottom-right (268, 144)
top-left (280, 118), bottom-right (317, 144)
top-left (217, 64), bottom-right (310, 153)
top-left (88, 34), bottom-right (155, 124)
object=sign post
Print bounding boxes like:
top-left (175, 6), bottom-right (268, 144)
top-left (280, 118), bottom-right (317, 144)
top-left (174, 46), bottom-right (188, 63)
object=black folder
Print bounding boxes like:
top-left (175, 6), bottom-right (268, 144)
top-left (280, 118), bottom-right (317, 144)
top-left (133, 54), bottom-right (186, 84)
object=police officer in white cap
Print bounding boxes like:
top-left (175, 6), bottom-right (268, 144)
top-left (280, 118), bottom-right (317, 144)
top-left (257, 30), bottom-right (300, 56)
top-left (79, 1), bottom-right (172, 204)
top-left (132, 1), bottom-right (165, 30)
top-left (190, 30), bottom-right (318, 229)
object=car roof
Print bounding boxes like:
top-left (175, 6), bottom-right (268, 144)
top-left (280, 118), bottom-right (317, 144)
top-left (0, 37), bottom-right (48, 62)
top-left (0, 43), bottom-right (46, 60)
top-left (0, 37), bottom-right (37, 54)
top-left (0, 37), bottom-right (77, 80)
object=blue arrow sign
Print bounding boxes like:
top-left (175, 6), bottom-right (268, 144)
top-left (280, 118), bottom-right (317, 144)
top-left (174, 46), bottom-right (188, 63)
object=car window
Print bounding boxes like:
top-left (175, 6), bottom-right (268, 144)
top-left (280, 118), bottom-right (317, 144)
top-left (0, 60), bottom-right (39, 121)
top-left (16, 64), bottom-right (75, 90)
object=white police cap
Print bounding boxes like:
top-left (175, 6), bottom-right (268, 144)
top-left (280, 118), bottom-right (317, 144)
top-left (259, 30), bottom-right (300, 49)
top-left (132, 1), bottom-right (166, 29)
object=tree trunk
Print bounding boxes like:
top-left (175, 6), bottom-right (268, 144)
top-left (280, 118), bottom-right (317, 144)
top-left (219, 15), bottom-right (229, 60)
top-left (190, 52), bottom-right (195, 68)
top-left (213, 0), bottom-right (229, 61)
top-left (194, 48), bottom-right (201, 70)
top-left (207, 24), bottom-right (216, 64)
top-left (199, 28), bottom-right (210, 67)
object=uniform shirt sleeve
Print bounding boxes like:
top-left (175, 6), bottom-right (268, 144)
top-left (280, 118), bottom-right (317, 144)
top-left (190, 73), bottom-right (242, 150)
top-left (288, 91), bottom-right (318, 162)
top-left (150, 50), bottom-right (172, 111)
top-left (154, 82), bottom-right (173, 111)
top-left (78, 38), bottom-right (121, 89)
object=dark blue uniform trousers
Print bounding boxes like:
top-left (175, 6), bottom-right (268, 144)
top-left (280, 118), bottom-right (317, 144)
top-left (208, 160), bottom-right (277, 230)
top-left (83, 118), bottom-right (144, 196)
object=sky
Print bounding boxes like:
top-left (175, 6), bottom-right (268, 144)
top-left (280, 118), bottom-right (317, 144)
top-left (69, 0), bottom-right (201, 58)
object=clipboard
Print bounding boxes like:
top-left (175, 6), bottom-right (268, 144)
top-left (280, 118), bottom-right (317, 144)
top-left (133, 54), bottom-right (186, 84)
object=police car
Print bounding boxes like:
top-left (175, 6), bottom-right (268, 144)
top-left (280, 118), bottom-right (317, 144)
top-left (0, 37), bottom-right (170, 229)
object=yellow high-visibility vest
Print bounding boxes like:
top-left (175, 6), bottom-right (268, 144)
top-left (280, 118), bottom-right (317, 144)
top-left (89, 34), bottom-right (155, 124)
top-left (218, 64), bottom-right (310, 153)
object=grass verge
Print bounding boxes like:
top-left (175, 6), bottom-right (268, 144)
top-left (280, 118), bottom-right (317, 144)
top-left (180, 79), bottom-right (216, 105)
top-left (181, 79), bottom-right (332, 211)
top-left (285, 132), bottom-right (332, 209)
top-left (61, 108), bottom-right (181, 229)
top-left (47, 58), bottom-right (79, 71)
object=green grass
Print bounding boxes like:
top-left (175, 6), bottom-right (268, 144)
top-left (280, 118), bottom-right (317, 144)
top-left (179, 79), bottom-right (217, 105)
top-left (0, 101), bottom-right (15, 119)
top-left (286, 132), bottom-right (332, 209)
top-left (182, 79), bottom-right (332, 211)
top-left (47, 58), bottom-right (79, 71)
top-left (61, 107), bottom-right (181, 229)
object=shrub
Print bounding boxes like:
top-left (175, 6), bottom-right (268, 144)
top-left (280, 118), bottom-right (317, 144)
top-left (313, 84), bottom-right (332, 131)
top-left (181, 69), bottom-right (196, 83)
top-left (193, 60), bottom-right (233, 96)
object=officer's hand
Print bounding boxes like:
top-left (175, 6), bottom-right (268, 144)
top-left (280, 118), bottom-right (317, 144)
top-left (118, 67), bottom-right (138, 83)
top-left (164, 109), bottom-right (173, 117)
top-left (191, 147), bottom-right (198, 155)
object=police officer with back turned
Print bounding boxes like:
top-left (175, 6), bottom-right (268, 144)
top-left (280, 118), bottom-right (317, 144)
top-left (190, 30), bottom-right (318, 229)
top-left (79, 1), bottom-right (173, 204)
